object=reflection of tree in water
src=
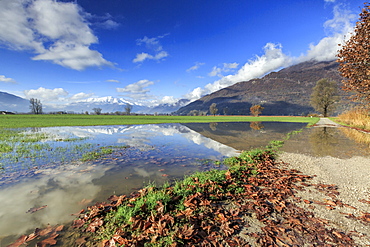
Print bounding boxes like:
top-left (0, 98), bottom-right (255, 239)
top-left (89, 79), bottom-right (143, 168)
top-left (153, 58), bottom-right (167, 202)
top-left (250, 122), bottom-right (264, 131)
top-left (209, 122), bottom-right (218, 131)
top-left (31, 127), bottom-right (42, 133)
top-left (309, 127), bottom-right (339, 156)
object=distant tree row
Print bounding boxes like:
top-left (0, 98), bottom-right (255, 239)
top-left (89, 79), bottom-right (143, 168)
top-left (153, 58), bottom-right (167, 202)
top-left (92, 104), bottom-right (133, 115)
top-left (28, 100), bottom-right (134, 115)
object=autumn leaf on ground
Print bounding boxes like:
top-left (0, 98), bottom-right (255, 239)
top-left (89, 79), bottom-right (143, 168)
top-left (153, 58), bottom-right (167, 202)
top-left (225, 170), bottom-right (232, 180)
top-left (6, 235), bottom-right (27, 247)
top-left (36, 225), bottom-right (54, 236)
top-left (75, 237), bottom-right (87, 245)
top-left (26, 205), bottom-right (47, 214)
top-left (73, 219), bottom-right (85, 228)
top-left (177, 224), bottom-right (194, 239)
top-left (36, 233), bottom-right (58, 247)
top-left (86, 218), bottom-right (104, 232)
top-left (78, 198), bottom-right (93, 205)
top-left (359, 199), bottom-right (370, 204)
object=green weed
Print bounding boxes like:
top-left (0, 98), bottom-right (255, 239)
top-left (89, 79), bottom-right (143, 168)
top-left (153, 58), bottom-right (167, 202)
top-left (0, 143), bottom-right (13, 153)
top-left (113, 186), bottom-right (172, 225)
top-left (81, 147), bottom-right (117, 161)
top-left (224, 148), bottom-right (267, 166)
top-left (58, 137), bottom-right (88, 142)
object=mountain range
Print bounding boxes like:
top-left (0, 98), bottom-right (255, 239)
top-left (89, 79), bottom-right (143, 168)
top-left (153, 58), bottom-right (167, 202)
top-left (65, 97), bottom-right (190, 114)
top-left (0, 92), bottom-right (190, 114)
top-left (0, 91), bottom-right (29, 113)
top-left (0, 60), bottom-right (353, 115)
top-left (175, 60), bottom-right (353, 116)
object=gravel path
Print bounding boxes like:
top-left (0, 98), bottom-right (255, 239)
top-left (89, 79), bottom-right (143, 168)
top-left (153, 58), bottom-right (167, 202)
top-left (278, 119), bottom-right (370, 246)
top-left (313, 118), bottom-right (343, 127)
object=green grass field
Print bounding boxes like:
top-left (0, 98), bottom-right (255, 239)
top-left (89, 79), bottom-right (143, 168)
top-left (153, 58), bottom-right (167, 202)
top-left (0, 114), bottom-right (319, 128)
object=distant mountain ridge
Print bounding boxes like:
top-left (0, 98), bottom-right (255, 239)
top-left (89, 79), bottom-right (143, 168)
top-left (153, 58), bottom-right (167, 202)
top-left (175, 60), bottom-right (352, 116)
top-left (0, 92), bottom-right (29, 113)
top-left (65, 96), bottom-right (146, 113)
top-left (65, 96), bottom-right (189, 114)
top-left (0, 93), bottom-right (189, 114)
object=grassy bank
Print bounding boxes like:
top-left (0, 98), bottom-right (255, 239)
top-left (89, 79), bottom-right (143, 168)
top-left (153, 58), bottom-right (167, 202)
top-left (335, 108), bottom-right (370, 131)
top-left (65, 144), bottom-right (281, 246)
top-left (0, 114), bottom-right (319, 128)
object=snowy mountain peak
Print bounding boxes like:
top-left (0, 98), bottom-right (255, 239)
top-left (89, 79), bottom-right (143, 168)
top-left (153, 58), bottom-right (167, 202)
top-left (80, 96), bottom-right (131, 105)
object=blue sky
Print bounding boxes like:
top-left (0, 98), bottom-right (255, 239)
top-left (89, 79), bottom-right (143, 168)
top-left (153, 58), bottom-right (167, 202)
top-left (0, 0), bottom-right (364, 109)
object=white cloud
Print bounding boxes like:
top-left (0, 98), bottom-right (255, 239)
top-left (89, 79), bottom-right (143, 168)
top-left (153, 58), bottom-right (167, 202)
top-left (69, 92), bottom-right (94, 101)
top-left (116, 79), bottom-right (155, 100)
top-left (159, 96), bottom-right (178, 104)
top-left (154, 51), bottom-right (169, 60)
top-left (324, 0), bottom-right (335, 2)
top-left (208, 62), bottom-right (239, 77)
top-left (0, 0), bottom-right (113, 70)
top-left (133, 51), bottom-right (169, 63)
top-left (184, 87), bottom-right (205, 102)
top-left (32, 41), bottom-right (113, 70)
top-left (99, 19), bottom-right (120, 29)
top-left (133, 34), bottom-right (169, 63)
top-left (0, 1), bottom-right (45, 52)
top-left (24, 87), bottom-right (69, 101)
top-left (186, 62), bottom-right (205, 72)
top-left (185, 43), bottom-right (291, 101)
top-left (299, 5), bottom-right (356, 62)
top-left (94, 13), bottom-right (120, 30)
top-left (0, 75), bottom-right (16, 83)
top-left (106, 79), bottom-right (120, 83)
top-left (133, 52), bottom-right (153, 63)
top-left (137, 36), bottom-right (161, 51)
top-left (23, 87), bottom-right (96, 105)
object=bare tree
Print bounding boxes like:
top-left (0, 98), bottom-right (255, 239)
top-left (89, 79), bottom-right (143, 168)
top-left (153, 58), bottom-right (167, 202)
top-left (92, 108), bottom-right (102, 115)
top-left (310, 78), bottom-right (338, 117)
top-left (124, 103), bottom-right (133, 115)
top-left (29, 98), bottom-right (43, 114)
top-left (209, 103), bottom-right (218, 116)
top-left (337, 3), bottom-right (370, 106)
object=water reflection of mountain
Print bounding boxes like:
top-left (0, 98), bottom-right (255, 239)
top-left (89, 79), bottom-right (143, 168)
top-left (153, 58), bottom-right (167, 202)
top-left (27, 124), bottom-right (239, 157)
top-left (182, 122), bottom-right (307, 151)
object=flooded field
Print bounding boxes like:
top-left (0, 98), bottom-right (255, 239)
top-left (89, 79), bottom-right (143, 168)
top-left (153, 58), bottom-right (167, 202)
top-left (1, 121), bottom-right (368, 246)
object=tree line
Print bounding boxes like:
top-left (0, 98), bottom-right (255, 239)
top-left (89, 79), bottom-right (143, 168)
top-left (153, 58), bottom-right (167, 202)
top-left (28, 100), bottom-right (134, 115)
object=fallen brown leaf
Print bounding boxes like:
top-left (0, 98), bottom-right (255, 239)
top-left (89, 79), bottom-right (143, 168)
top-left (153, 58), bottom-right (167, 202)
top-left (26, 205), bottom-right (47, 214)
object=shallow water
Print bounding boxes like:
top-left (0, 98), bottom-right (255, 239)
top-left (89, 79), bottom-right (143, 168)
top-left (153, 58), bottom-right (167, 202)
top-left (3, 122), bottom-right (364, 245)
